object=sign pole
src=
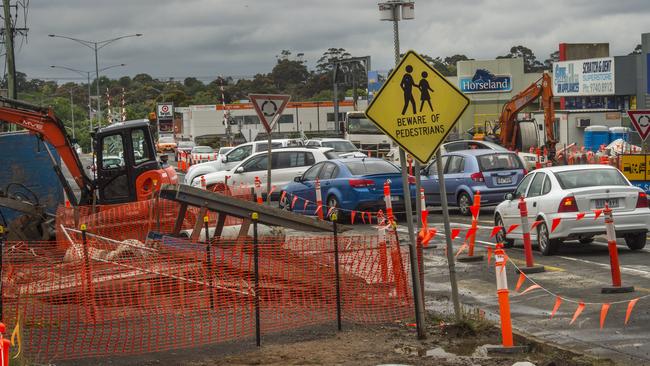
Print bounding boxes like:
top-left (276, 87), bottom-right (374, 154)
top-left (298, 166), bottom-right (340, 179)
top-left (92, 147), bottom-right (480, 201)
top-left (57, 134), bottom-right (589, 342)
top-left (436, 149), bottom-right (462, 318)
top-left (391, 11), bottom-right (426, 340)
top-left (266, 114), bottom-right (280, 203)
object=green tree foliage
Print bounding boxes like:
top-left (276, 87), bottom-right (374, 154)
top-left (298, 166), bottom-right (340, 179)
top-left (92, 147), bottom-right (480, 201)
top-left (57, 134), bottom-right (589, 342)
top-left (497, 45), bottom-right (544, 73)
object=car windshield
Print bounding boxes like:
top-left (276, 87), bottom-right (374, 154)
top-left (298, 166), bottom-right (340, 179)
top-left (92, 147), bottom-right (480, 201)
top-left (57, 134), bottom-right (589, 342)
top-left (477, 153), bottom-right (522, 171)
top-left (344, 160), bottom-right (399, 175)
top-left (554, 169), bottom-right (629, 189)
top-left (347, 116), bottom-right (382, 134)
top-left (159, 137), bottom-right (174, 143)
top-left (322, 141), bottom-right (358, 153)
top-left (193, 146), bottom-right (213, 153)
top-left (178, 141), bottom-right (194, 148)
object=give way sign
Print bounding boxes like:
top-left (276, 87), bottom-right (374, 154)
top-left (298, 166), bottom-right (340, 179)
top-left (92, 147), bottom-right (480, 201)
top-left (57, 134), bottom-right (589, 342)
top-left (627, 110), bottom-right (650, 141)
top-left (249, 94), bottom-right (290, 133)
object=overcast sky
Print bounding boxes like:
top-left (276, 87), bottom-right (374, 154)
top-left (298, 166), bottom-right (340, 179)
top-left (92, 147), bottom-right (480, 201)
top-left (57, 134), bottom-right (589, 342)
top-left (15, 0), bottom-right (650, 83)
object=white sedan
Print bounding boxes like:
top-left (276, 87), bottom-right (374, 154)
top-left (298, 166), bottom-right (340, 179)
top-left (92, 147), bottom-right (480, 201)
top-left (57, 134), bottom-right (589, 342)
top-left (494, 165), bottom-right (650, 255)
top-left (193, 147), bottom-right (333, 199)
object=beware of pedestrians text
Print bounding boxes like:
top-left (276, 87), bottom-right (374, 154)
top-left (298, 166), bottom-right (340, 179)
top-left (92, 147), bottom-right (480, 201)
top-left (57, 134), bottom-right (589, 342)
top-left (365, 50), bottom-right (470, 163)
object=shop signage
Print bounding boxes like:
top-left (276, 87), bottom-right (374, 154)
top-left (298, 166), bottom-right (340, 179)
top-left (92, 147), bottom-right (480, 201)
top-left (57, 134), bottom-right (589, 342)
top-left (458, 69), bottom-right (512, 93)
top-left (553, 57), bottom-right (615, 96)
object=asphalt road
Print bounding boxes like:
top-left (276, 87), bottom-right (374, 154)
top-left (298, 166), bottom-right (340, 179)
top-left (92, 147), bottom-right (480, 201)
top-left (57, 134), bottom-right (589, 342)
top-left (404, 208), bottom-right (650, 366)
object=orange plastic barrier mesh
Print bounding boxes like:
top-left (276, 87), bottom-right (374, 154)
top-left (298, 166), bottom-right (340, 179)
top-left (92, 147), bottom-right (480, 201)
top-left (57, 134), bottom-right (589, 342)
top-left (2, 234), bottom-right (414, 362)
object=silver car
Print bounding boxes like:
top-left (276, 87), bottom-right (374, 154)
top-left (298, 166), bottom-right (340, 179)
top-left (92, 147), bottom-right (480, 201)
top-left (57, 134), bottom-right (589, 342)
top-left (494, 165), bottom-right (650, 255)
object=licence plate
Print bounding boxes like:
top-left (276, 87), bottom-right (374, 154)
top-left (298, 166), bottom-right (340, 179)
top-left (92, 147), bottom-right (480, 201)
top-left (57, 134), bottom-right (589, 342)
top-left (391, 196), bottom-right (400, 202)
top-left (496, 176), bottom-right (512, 184)
top-left (594, 198), bottom-right (619, 209)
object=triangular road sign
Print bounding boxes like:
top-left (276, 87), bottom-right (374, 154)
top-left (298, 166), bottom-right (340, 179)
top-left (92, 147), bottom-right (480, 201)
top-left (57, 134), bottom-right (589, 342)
top-left (365, 50), bottom-right (470, 164)
top-left (249, 94), bottom-right (291, 133)
top-left (241, 126), bottom-right (259, 142)
top-left (627, 110), bottom-right (650, 141)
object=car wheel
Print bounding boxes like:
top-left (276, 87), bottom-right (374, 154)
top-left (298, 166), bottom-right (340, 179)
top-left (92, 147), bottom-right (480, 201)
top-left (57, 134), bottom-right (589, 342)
top-left (327, 195), bottom-right (340, 220)
top-left (279, 191), bottom-right (291, 211)
top-left (537, 221), bottom-right (559, 256)
top-left (579, 236), bottom-right (594, 244)
top-left (624, 232), bottom-right (646, 250)
top-left (457, 192), bottom-right (471, 216)
top-left (495, 214), bottom-right (514, 248)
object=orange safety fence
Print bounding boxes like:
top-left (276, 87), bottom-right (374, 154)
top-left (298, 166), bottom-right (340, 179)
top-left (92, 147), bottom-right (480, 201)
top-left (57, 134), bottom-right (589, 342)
top-left (1, 232), bottom-right (414, 362)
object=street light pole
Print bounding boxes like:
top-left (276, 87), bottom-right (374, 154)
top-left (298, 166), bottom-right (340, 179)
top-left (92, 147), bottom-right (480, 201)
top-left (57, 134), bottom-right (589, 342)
top-left (48, 33), bottom-right (142, 129)
top-left (50, 64), bottom-right (126, 152)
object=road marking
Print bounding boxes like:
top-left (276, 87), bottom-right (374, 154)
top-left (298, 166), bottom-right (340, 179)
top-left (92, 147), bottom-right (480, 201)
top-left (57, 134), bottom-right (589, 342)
top-left (558, 255), bottom-right (650, 278)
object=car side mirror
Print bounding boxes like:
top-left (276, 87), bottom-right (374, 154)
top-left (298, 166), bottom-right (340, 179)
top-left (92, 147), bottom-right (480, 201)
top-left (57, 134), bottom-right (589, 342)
top-left (235, 167), bottom-right (244, 174)
top-left (294, 176), bottom-right (302, 183)
top-left (504, 192), bottom-right (514, 201)
top-left (221, 156), bottom-right (227, 163)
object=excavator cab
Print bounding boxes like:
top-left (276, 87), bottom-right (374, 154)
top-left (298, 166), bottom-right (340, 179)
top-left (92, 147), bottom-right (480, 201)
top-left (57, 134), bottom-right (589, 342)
top-left (94, 121), bottom-right (177, 204)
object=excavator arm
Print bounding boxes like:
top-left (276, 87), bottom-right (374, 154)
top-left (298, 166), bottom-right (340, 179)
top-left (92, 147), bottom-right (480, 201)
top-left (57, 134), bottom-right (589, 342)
top-left (499, 73), bottom-right (556, 156)
top-left (0, 97), bottom-right (94, 205)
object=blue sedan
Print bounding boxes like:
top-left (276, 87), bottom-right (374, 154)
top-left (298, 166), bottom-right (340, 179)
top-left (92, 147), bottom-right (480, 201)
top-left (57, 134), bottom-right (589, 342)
top-left (280, 158), bottom-right (417, 218)
top-left (421, 149), bottom-right (526, 215)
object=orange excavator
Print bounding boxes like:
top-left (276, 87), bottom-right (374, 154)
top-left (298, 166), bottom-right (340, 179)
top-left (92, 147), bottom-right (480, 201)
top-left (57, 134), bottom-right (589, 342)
top-left (499, 73), bottom-right (557, 160)
top-left (0, 97), bottom-right (177, 208)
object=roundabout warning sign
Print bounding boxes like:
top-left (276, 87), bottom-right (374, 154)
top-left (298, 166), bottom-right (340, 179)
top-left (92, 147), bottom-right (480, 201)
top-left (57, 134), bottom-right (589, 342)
top-left (365, 50), bottom-right (470, 163)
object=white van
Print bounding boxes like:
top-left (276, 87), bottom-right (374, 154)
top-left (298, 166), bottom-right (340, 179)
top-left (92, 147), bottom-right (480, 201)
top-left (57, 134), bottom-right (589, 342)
top-left (184, 139), bottom-right (303, 185)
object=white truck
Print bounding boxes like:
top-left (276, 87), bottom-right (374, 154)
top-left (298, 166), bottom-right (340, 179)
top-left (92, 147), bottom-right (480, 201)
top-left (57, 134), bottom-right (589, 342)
top-left (343, 111), bottom-right (396, 160)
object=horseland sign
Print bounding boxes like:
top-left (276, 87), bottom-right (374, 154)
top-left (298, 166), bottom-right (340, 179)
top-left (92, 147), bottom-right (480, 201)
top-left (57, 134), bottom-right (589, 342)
top-left (553, 57), bottom-right (615, 96)
top-left (458, 69), bottom-right (512, 93)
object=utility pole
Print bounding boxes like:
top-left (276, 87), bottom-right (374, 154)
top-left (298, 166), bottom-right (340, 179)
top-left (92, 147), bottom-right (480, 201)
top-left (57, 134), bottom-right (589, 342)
top-left (2, 0), bottom-right (16, 99)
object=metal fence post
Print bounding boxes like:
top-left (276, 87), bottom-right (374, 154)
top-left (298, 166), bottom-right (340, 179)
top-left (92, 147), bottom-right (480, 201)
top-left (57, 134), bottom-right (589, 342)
top-left (332, 213), bottom-right (342, 331)
top-left (252, 212), bottom-right (261, 347)
top-left (80, 224), bottom-right (96, 322)
top-left (203, 215), bottom-right (215, 310)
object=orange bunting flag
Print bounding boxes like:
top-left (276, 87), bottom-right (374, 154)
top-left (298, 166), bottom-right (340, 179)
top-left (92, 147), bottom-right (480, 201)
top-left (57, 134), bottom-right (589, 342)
top-left (367, 212), bottom-right (373, 224)
top-left (550, 296), bottom-right (562, 319)
top-left (515, 273), bottom-right (526, 292)
top-left (291, 195), bottom-right (298, 209)
top-left (351, 211), bottom-right (356, 224)
top-left (530, 220), bottom-right (543, 231)
top-left (551, 218), bottom-right (561, 233)
top-left (490, 226), bottom-right (502, 239)
top-left (486, 247), bottom-right (493, 265)
top-left (465, 227), bottom-right (477, 240)
top-left (451, 228), bottom-right (461, 240)
top-left (303, 200), bottom-right (309, 211)
top-left (600, 303), bottom-right (610, 329)
top-left (269, 185), bottom-right (277, 197)
top-left (594, 209), bottom-right (603, 220)
top-left (520, 284), bottom-right (541, 295)
top-left (470, 205), bottom-right (479, 219)
top-left (315, 204), bottom-right (323, 214)
top-left (506, 224), bottom-right (519, 234)
top-left (280, 191), bottom-right (287, 204)
top-left (361, 212), bottom-right (366, 224)
top-left (570, 302), bottom-right (585, 325)
top-left (576, 212), bottom-right (586, 221)
top-left (327, 206), bottom-right (335, 217)
top-left (625, 298), bottom-right (640, 326)
top-left (455, 243), bottom-right (468, 258)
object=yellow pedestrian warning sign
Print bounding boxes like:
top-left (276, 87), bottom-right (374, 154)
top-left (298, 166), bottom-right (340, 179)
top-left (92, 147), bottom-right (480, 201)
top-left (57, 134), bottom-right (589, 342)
top-left (365, 50), bottom-right (470, 163)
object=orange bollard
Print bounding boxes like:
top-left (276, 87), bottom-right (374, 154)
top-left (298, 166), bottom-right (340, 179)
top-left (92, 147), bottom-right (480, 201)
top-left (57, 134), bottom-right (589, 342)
top-left (458, 191), bottom-right (484, 262)
top-left (495, 244), bottom-right (513, 347)
top-left (378, 227), bottom-right (389, 282)
top-left (517, 196), bottom-right (545, 274)
top-left (535, 148), bottom-right (542, 170)
top-left (315, 178), bottom-right (324, 220)
top-left (0, 323), bottom-right (10, 366)
top-left (383, 180), bottom-right (394, 223)
top-left (254, 177), bottom-right (263, 204)
top-left (601, 204), bottom-right (635, 294)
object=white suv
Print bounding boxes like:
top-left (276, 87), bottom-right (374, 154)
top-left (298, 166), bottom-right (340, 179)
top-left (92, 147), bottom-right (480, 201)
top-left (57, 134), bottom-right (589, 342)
top-left (194, 147), bottom-right (332, 199)
top-left (184, 139), bottom-right (303, 185)
top-left (305, 138), bottom-right (366, 158)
